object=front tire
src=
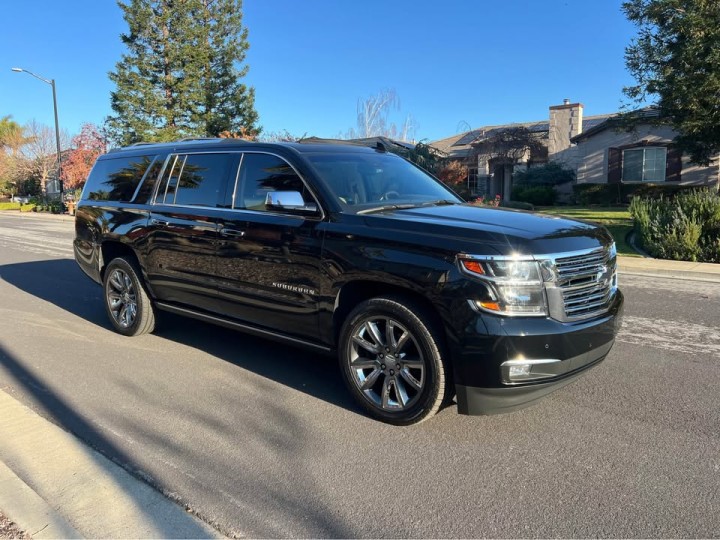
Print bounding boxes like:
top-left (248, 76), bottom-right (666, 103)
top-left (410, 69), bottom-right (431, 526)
top-left (339, 296), bottom-right (450, 425)
top-left (103, 257), bottom-right (156, 336)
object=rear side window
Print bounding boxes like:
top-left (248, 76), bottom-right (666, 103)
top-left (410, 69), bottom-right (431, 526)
top-left (133, 158), bottom-right (163, 204)
top-left (156, 153), bottom-right (234, 207)
top-left (83, 155), bottom-right (155, 202)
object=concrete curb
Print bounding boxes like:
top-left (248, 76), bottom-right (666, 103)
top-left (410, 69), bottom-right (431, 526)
top-left (0, 461), bottom-right (81, 539)
top-left (0, 390), bottom-right (220, 539)
top-left (618, 256), bottom-right (720, 283)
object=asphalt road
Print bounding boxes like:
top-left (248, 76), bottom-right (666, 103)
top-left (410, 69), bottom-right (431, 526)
top-left (0, 213), bottom-right (718, 538)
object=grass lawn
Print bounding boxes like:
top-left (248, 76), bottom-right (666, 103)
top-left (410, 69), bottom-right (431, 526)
top-left (536, 206), bottom-right (640, 257)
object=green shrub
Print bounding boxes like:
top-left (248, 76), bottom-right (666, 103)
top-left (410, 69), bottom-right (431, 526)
top-left (0, 202), bottom-right (21, 211)
top-left (514, 162), bottom-right (575, 186)
top-left (573, 182), bottom-right (704, 205)
top-left (512, 185), bottom-right (557, 206)
top-left (630, 188), bottom-right (720, 262)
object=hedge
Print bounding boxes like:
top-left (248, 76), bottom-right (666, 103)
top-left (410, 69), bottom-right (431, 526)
top-left (0, 202), bottom-right (21, 211)
top-left (629, 188), bottom-right (720, 262)
top-left (512, 185), bottom-right (557, 206)
top-left (573, 182), bottom-right (705, 205)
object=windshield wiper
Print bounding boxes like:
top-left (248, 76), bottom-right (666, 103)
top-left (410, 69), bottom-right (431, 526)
top-left (357, 203), bottom-right (420, 215)
top-left (418, 199), bottom-right (458, 207)
top-left (357, 199), bottom-right (458, 215)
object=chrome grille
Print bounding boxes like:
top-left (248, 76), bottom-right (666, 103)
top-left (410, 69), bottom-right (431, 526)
top-left (554, 247), bottom-right (616, 320)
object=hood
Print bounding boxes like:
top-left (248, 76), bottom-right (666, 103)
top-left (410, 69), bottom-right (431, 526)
top-left (359, 204), bottom-right (613, 256)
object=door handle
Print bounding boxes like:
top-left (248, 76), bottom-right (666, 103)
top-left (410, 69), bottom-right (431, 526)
top-left (219, 227), bottom-right (246, 238)
top-left (150, 218), bottom-right (170, 227)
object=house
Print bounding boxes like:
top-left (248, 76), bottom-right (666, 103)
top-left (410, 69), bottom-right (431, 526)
top-left (430, 100), bottom-right (719, 201)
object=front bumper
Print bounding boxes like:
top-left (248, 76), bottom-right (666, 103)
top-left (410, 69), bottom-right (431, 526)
top-left (453, 290), bottom-right (624, 415)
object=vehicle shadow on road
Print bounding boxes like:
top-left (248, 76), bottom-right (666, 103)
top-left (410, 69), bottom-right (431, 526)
top-left (0, 259), bottom-right (108, 329)
top-left (0, 258), bottom-right (361, 416)
top-left (0, 259), bottom-right (366, 536)
top-left (157, 313), bottom-right (360, 414)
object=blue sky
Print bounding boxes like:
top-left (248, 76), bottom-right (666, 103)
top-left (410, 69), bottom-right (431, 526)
top-left (0, 0), bottom-right (638, 143)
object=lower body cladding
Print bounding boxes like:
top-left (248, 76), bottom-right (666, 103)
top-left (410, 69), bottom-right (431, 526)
top-left (453, 291), bottom-right (624, 415)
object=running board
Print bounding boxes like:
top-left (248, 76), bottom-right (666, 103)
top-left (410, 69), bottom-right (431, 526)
top-left (155, 302), bottom-right (333, 354)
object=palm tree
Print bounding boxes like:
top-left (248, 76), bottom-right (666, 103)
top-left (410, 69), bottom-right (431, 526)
top-left (0, 115), bottom-right (31, 155)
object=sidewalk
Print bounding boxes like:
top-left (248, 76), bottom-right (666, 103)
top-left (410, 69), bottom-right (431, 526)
top-left (0, 390), bottom-right (220, 539)
top-left (618, 255), bottom-right (720, 282)
top-left (0, 210), bottom-right (74, 223)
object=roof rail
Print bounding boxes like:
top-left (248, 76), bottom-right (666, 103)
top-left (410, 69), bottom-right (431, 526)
top-left (110, 136), bottom-right (256, 153)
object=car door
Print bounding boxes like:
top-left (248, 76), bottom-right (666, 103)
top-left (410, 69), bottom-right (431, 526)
top-left (144, 152), bottom-right (238, 312)
top-left (213, 151), bottom-right (325, 340)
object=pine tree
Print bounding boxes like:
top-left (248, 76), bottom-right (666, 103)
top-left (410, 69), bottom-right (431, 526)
top-left (193, 0), bottom-right (260, 137)
top-left (107, 0), bottom-right (259, 146)
top-left (623, 0), bottom-right (720, 165)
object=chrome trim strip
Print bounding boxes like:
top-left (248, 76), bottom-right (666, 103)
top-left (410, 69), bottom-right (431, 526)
top-left (502, 358), bottom-right (560, 366)
top-left (458, 245), bottom-right (608, 264)
top-left (231, 153), bottom-right (244, 209)
top-left (500, 338), bottom-right (613, 385)
top-left (128, 155), bottom-right (160, 203)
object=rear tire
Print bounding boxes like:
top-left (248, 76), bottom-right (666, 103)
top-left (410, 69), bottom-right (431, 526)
top-left (103, 257), bottom-right (156, 336)
top-left (338, 296), bottom-right (451, 425)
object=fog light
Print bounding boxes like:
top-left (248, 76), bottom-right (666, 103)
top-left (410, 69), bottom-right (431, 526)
top-left (501, 358), bottom-right (563, 384)
top-left (509, 364), bottom-right (532, 379)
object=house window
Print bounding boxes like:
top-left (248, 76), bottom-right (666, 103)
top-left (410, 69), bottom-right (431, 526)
top-left (622, 147), bottom-right (666, 182)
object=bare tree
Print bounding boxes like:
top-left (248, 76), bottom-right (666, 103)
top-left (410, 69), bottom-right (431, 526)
top-left (20, 120), bottom-right (70, 195)
top-left (257, 129), bottom-right (305, 142)
top-left (345, 88), bottom-right (416, 141)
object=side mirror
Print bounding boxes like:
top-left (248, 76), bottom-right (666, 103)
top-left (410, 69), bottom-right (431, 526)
top-left (265, 191), bottom-right (318, 213)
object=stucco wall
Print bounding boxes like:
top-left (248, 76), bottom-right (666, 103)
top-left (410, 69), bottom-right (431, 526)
top-left (552, 124), bottom-right (719, 186)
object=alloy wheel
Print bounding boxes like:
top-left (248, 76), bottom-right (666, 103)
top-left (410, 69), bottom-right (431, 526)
top-left (106, 269), bottom-right (138, 329)
top-left (347, 316), bottom-right (425, 411)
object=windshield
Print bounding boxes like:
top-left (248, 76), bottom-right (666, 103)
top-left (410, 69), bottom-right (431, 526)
top-left (305, 151), bottom-right (462, 212)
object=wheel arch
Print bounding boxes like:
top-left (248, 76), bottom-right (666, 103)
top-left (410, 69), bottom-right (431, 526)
top-left (332, 280), bottom-right (450, 357)
top-left (100, 241), bottom-right (141, 281)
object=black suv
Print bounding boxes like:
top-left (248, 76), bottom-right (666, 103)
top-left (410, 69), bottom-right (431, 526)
top-left (74, 139), bottom-right (623, 425)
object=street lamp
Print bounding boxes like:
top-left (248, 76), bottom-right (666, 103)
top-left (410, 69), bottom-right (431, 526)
top-left (11, 67), bottom-right (63, 200)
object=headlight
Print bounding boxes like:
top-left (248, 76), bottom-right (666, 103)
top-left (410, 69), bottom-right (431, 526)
top-left (459, 256), bottom-right (548, 316)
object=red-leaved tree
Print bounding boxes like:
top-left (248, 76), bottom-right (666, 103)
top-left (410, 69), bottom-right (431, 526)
top-left (437, 160), bottom-right (468, 186)
top-left (61, 123), bottom-right (106, 191)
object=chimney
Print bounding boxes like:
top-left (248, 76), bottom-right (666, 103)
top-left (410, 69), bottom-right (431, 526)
top-left (548, 100), bottom-right (583, 156)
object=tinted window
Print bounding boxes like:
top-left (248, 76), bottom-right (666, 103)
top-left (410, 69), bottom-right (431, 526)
top-left (157, 153), bottom-right (233, 207)
top-left (236, 153), bottom-right (311, 211)
top-left (306, 152), bottom-right (460, 211)
top-left (83, 155), bottom-right (155, 202)
top-left (133, 158), bottom-right (163, 204)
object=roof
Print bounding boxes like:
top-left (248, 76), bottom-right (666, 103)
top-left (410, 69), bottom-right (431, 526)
top-left (570, 107), bottom-right (661, 143)
top-left (430, 113), bottom-right (615, 158)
